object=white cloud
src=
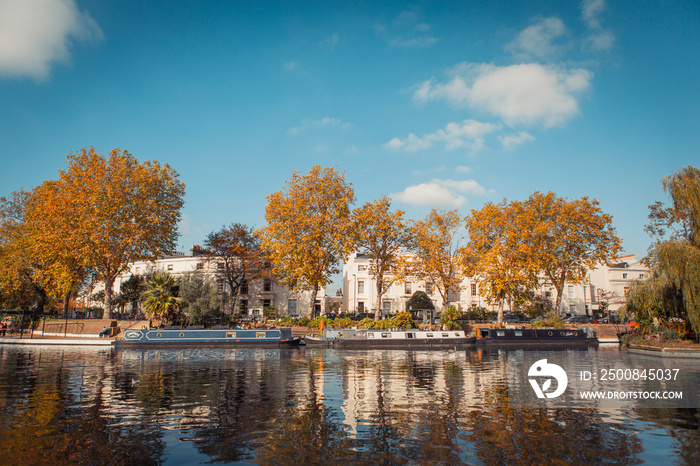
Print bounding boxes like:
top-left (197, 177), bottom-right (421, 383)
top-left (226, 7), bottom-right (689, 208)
top-left (392, 178), bottom-right (486, 208)
top-left (393, 182), bottom-right (465, 207)
top-left (455, 166), bottom-right (472, 173)
top-left (581, 0), bottom-right (607, 29)
top-left (414, 63), bottom-right (592, 128)
top-left (0, 0), bottom-right (103, 79)
top-left (288, 117), bottom-right (352, 135)
top-left (580, 0), bottom-right (615, 51)
top-left (507, 17), bottom-right (567, 60)
top-left (499, 131), bottom-right (535, 150)
top-left (385, 119), bottom-right (500, 153)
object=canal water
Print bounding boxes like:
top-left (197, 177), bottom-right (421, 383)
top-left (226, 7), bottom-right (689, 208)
top-left (0, 345), bottom-right (698, 465)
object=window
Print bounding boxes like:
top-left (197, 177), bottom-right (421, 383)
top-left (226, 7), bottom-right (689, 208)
top-left (639, 273), bottom-right (645, 279)
top-left (358, 302), bottom-right (365, 311)
top-left (217, 262), bottom-right (224, 270)
top-left (471, 283), bottom-right (477, 296)
top-left (196, 262), bottom-right (203, 270)
top-left (240, 279), bottom-right (249, 295)
top-left (167, 264), bottom-right (173, 271)
top-left (382, 301), bottom-right (391, 312)
top-left (263, 279), bottom-right (272, 292)
top-left (358, 264), bottom-right (367, 272)
top-left (568, 285), bottom-right (575, 299)
top-left (357, 280), bottom-right (365, 294)
top-left (425, 283), bottom-right (433, 295)
top-left (622, 273), bottom-right (628, 279)
top-left (569, 304), bottom-right (576, 314)
top-left (240, 299), bottom-right (248, 313)
top-left (288, 299), bottom-right (298, 316)
top-left (217, 279), bottom-right (224, 292)
top-left (263, 299), bottom-right (271, 308)
top-left (405, 282), bottom-right (412, 295)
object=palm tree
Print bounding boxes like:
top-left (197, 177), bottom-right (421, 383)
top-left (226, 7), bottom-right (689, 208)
top-left (142, 272), bottom-right (180, 324)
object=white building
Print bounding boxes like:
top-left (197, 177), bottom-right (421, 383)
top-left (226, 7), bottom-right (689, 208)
top-left (342, 252), bottom-right (647, 318)
top-left (101, 245), bottom-right (324, 318)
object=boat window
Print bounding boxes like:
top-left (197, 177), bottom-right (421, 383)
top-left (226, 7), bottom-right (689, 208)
top-left (442, 333), bottom-right (449, 337)
top-left (256, 332), bottom-right (266, 338)
top-left (427, 333), bottom-right (434, 337)
top-left (227, 332), bottom-right (236, 338)
top-left (514, 331), bottom-right (522, 337)
top-left (368, 333), bottom-right (374, 338)
top-left (381, 333), bottom-right (389, 338)
top-left (407, 333), bottom-right (414, 339)
top-left (497, 331), bottom-right (505, 337)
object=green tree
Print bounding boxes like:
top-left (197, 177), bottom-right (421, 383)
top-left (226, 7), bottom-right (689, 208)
top-left (178, 272), bottom-right (221, 325)
top-left (405, 290), bottom-right (435, 312)
top-left (635, 166), bottom-right (700, 334)
top-left (260, 166), bottom-right (355, 317)
top-left (142, 272), bottom-right (180, 324)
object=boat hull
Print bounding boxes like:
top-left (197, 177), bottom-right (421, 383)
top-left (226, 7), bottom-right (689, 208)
top-left (305, 329), bottom-right (476, 349)
top-left (476, 327), bottom-right (597, 347)
top-left (115, 327), bottom-right (302, 349)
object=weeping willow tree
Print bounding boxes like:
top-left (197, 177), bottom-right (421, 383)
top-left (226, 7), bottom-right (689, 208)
top-left (632, 166), bottom-right (700, 334)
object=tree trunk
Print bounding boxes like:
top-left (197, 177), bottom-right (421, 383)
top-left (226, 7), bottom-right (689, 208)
top-left (104, 275), bottom-right (114, 319)
top-left (375, 277), bottom-right (383, 320)
top-left (309, 284), bottom-right (319, 318)
top-left (553, 270), bottom-right (567, 317)
top-left (62, 291), bottom-right (71, 315)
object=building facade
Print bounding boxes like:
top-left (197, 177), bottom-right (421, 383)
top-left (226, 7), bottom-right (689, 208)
top-left (342, 252), bottom-right (647, 317)
top-left (99, 246), bottom-right (324, 318)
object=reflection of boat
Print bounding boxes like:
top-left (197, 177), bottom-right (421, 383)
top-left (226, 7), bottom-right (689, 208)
top-left (477, 327), bottom-right (597, 346)
top-left (116, 326), bottom-right (302, 348)
top-left (304, 328), bottom-right (476, 348)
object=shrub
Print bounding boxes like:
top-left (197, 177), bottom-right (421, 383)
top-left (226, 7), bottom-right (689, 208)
top-left (392, 312), bottom-right (416, 329)
top-left (531, 311), bottom-right (564, 329)
top-left (440, 305), bottom-right (463, 330)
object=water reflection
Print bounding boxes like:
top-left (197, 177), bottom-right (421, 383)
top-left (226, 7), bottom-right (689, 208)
top-left (0, 345), bottom-right (698, 464)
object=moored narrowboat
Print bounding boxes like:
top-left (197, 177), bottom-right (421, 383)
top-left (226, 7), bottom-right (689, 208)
top-left (304, 328), bottom-right (476, 349)
top-left (477, 327), bottom-right (597, 347)
top-left (115, 326), bottom-right (302, 348)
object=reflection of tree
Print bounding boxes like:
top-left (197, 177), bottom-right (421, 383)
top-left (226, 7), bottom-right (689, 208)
top-left (636, 408), bottom-right (700, 465)
top-left (255, 360), bottom-right (357, 465)
top-left (0, 349), bottom-right (164, 465)
top-left (464, 388), bottom-right (643, 465)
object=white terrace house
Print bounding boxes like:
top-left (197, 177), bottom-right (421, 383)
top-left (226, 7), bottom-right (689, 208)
top-left (105, 245), bottom-right (324, 318)
top-left (342, 252), bottom-right (647, 318)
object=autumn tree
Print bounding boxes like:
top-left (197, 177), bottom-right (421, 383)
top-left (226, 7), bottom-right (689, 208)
top-left (407, 209), bottom-right (468, 310)
top-left (466, 200), bottom-right (541, 324)
top-left (260, 166), bottom-right (355, 317)
top-left (203, 223), bottom-right (267, 313)
top-left (524, 192), bottom-right (621, 314)
top-left (353, 196), bottom-right (410, 319)
top-left (0, 185), bottom-right (85, 315)
top-left (46, 147), bottom-right (186, 317)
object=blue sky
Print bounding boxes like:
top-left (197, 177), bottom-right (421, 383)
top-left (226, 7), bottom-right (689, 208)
top-left (1, 0), bottom-right (698, 292)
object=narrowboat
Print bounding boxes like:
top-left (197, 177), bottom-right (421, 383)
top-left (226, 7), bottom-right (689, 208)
top-left (116, 325), bottom-right (302, 348)
top-left (304, 328), bottom-right (476, 349)
top-left (477, 327), bottom-right (597, 347)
